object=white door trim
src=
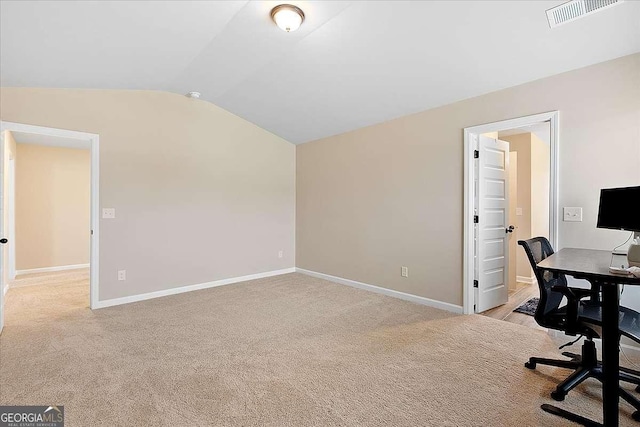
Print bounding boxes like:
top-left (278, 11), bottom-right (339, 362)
top-left (462, 111), bottom-right (559, 315)
top-left (0, 121), bottom-right (100, 310)
top-left (7, 156), bottom-right (16, 281)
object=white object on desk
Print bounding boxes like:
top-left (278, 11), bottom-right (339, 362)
top-left (608, 266), bottom-right (640, 277)
top-left (628, 241), bottom-right (640, 267)
top-left (609, 266), bottom-right (631, 275)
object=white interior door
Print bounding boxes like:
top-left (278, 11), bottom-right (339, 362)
top-left (475, 135), bottom-right (510, 312)
top-left (0, 131), bottom-right (6, 333)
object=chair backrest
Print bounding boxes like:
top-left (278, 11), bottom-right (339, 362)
top-left (517, 237), bottom-right (568, 329)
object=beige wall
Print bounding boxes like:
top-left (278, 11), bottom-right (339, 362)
top-left (507, 151), bottom-right (517, 291)
top-left (0, 89), bottom-right (296, 301)
top-left (502, 133), bottom-right (533, 281)
top-left (15, 144), bottom-right (90, 270)
top-left (297, 53), bottom-right (640, 308)
top-left (2, 131), bottom-right (17, 285)
top-left (530, 133), bottom-right (550, 240)
top-left (501, 132), bottom-right (550, 282)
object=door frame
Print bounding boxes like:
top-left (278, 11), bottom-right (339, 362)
top-left (462, 111), bottom-right (559, 315)
top-left (0, 121), bottom-right (100, 310)
top-left (8, 156), bottom-right (15, 281)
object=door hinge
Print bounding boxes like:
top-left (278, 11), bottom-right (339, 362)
top-left (474, 150), bottom-right (479, 159)
top-left (473, 215), bottom-right (479, 224)
top-left (473, 280), bottom-right (479, 288)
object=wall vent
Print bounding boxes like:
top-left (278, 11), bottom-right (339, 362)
top-left (546, 0), bottom-right (623, 28)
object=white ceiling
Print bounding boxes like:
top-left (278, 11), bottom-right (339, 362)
top-left (2, 1), bottom-right (639, 144)
top-left (10, 131), bottom-right (90, 150)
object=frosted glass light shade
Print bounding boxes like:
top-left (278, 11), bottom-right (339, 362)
top-left (271, 5), bottom-right (305, 32)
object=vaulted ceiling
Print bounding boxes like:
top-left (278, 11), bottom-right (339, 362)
top-left (2, 1), bottom-right (639, 144)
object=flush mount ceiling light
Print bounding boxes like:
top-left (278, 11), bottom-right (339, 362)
top-left (270, 4), bottom-right (305, 32)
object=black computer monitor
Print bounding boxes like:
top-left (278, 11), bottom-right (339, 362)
top-left (597, 186), bottom-right (640, 233)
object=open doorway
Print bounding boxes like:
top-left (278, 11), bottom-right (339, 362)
top-left (479, 123), bottom-right (551, 326)
top-left (462, 111), bottom-right (559, 317)
top-left (0, 122), bottom-right (99, 334)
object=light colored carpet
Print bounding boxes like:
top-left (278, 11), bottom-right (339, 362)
top-left (9, 268), bottom-right (90, 289)
top-left (1, 271), bottom-right (637, 426)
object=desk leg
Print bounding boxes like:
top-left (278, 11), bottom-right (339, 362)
top-left (601, 282), bottom-right (620, 427)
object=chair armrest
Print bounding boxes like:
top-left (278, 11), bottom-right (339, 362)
top-left (551, 285), bottom-right (581, 334)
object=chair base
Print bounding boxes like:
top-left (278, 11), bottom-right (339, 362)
top-left (527, 339), bottom-right (640, 421)
top-left (541, 404), bottom-right (602, 427)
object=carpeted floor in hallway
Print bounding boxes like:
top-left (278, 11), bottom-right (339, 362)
top-left (1, 270), bottom-right (637, 426)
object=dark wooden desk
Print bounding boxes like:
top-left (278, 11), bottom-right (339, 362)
top-left (538, 248), bottom-right (640, 427)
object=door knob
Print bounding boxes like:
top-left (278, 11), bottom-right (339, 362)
top-left (0, 238), bottom-right (7, 244)
top-left (506, 226), bottom-right (515, 234)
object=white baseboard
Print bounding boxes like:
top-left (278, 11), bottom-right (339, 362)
top-left (517, 275), bottom-right (534, 285)
top-left (94, 267), bottom-right (296, 309)
top-left (296, 268), bottom-right (463, 314)
top-left (16, 263), bottom-right (90, 276)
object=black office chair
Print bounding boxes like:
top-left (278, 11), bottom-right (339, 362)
top-left (518, 237), bottom-right (640, 418)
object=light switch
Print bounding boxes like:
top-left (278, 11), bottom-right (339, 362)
top-left (563, 207), bottom-right (583, 222)
top-left (516, 207), bottom-right (523, 216)
top-left (102, 208), bottom-right (116, 219)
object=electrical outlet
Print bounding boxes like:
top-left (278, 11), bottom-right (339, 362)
top-left (102, 208), bottom-right (116, 219)
top-left (278, 250), bottom-right (283, 259)
top-left (401, 266), bottom-right (408, 278)
top-left (118, 270), bottom-right (126, 281)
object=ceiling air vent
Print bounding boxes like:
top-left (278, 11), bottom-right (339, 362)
top-left (546, 0), bottom-right (623, 28)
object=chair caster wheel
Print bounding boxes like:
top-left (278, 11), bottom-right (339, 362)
top-left (525, 361), bottom-right (536, 370)
top-left (632, 410), bottom-right (640, 422)
top-left (551, 390), bottom-right (566, 402)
